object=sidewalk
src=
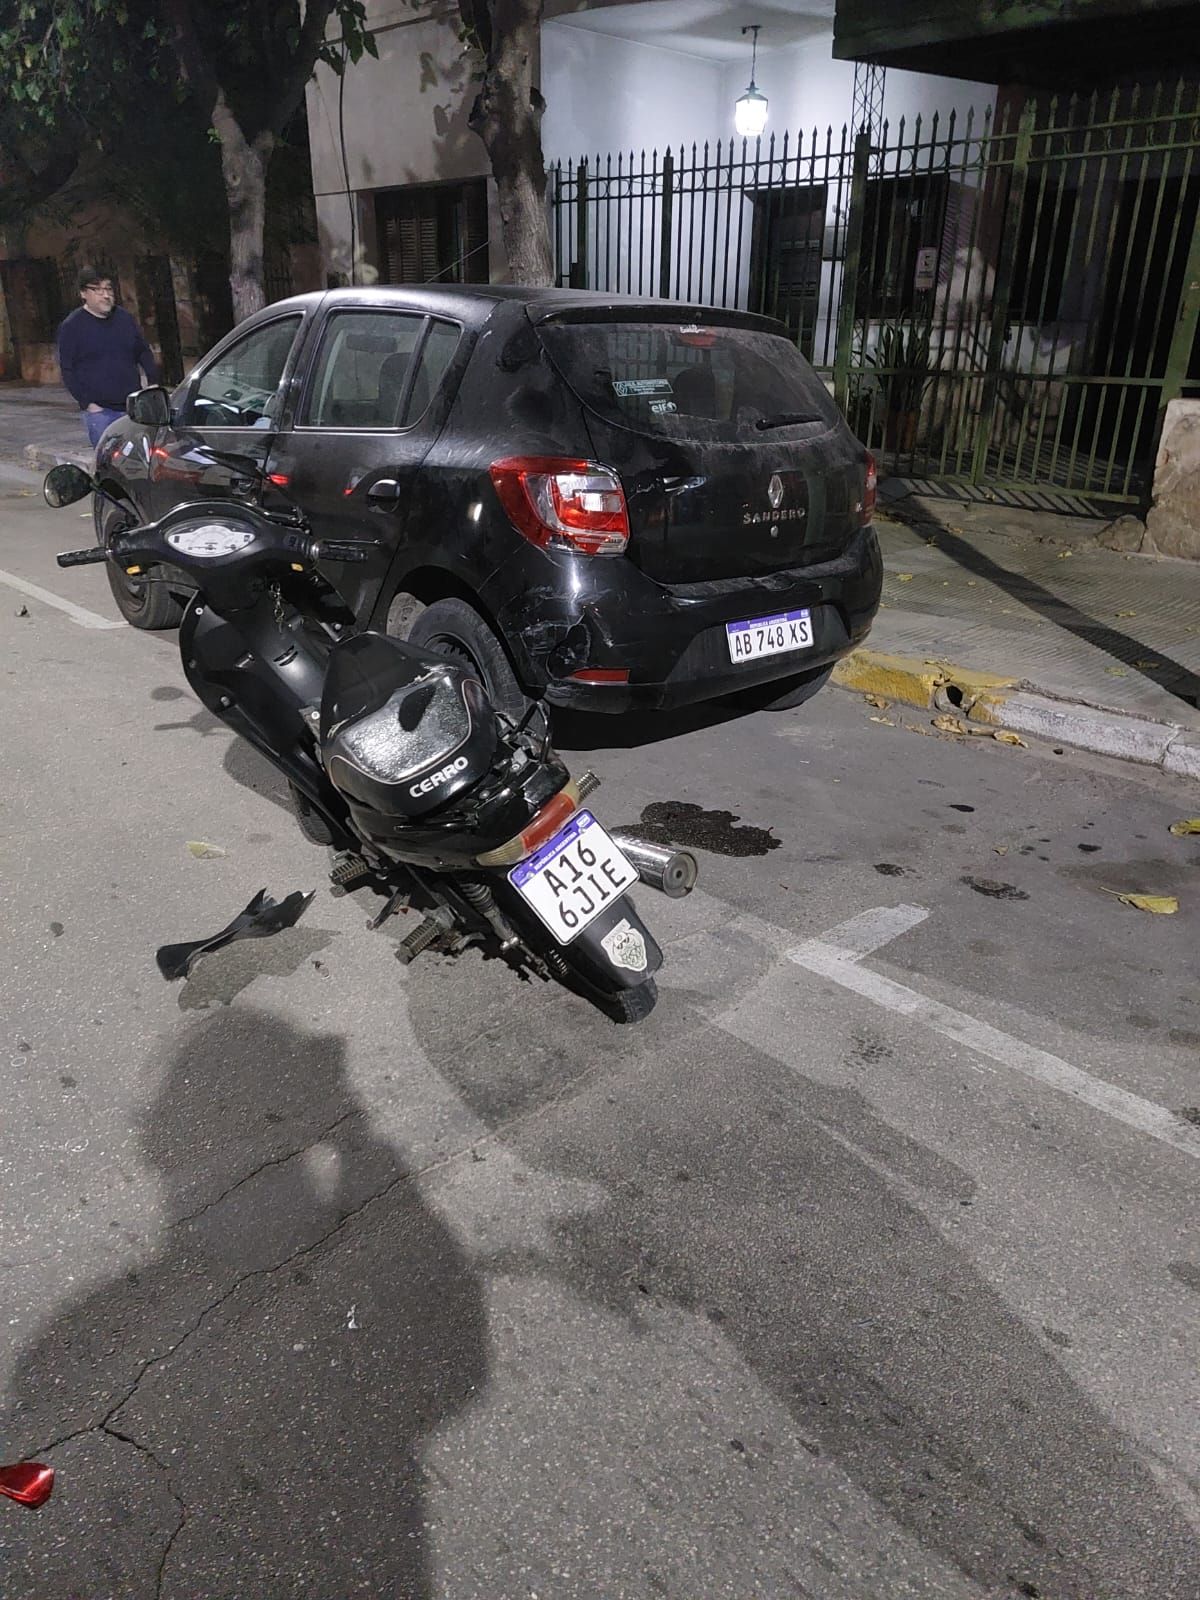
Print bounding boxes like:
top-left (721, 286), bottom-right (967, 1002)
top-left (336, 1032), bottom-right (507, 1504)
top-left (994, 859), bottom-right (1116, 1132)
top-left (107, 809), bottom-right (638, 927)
top-left (0, 382), bottom-right (91, 470)
top-left (836, 481), bottom-right (1200, 778)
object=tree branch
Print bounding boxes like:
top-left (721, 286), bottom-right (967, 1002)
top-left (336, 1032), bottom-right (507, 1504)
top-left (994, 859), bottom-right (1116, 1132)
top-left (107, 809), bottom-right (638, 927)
top-left (161, 0), bottom-right (219, 115)
top-left (269, 0), bottom-right (340, 136)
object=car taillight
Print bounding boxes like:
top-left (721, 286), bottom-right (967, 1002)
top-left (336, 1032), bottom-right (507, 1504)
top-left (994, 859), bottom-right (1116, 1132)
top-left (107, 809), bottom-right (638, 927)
top-left (490, 457), bottom-right (629, 556)
top-left (861, 451), bottom-right (877, 526)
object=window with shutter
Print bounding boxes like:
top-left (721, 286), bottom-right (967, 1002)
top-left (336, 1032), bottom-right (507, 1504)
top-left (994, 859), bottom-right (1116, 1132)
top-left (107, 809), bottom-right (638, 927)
top-left (374, 181), bottom-right (489, 286)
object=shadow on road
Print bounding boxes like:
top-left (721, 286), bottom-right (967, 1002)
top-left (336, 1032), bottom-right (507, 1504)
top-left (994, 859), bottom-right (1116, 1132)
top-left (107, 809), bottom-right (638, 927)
top-left (0, 1010), bottom-right (488, 1598)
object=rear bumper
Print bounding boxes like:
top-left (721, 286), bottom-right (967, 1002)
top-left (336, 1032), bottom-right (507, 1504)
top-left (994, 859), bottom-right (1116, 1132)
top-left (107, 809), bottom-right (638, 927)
top-left (503, 524), bottom-right (882, 714)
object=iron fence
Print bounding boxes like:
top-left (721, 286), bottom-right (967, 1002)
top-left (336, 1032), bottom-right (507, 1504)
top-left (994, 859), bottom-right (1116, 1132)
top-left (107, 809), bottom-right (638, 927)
top-left (551, 79), bottom-right (1200, 506)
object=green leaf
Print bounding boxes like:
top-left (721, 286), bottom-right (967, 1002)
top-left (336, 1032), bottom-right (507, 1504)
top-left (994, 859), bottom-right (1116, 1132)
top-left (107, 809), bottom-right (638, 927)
top-left (364, 31), bottom-right (379, 59)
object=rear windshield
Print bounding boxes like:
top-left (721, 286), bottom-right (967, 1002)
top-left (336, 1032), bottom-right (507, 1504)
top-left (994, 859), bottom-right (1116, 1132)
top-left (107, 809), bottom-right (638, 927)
top-left (537, 321), bottom-right (840, 443)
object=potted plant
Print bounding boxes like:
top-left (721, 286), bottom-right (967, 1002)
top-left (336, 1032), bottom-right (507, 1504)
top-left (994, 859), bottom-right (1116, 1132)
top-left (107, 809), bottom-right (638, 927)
top-left (867, 322), bottom-right (934, 452)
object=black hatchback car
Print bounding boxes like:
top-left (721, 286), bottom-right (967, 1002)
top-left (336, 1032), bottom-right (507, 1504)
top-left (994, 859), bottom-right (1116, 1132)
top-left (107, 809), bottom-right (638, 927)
top-left (95, 285), bottom-right (881, 716)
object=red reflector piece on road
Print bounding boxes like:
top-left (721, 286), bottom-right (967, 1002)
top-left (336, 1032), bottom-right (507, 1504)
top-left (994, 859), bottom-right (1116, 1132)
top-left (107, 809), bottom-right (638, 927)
top-left (0, 1461), bottom-right (54, 1509)
top-left (568, 668), bottom-right (630, 684)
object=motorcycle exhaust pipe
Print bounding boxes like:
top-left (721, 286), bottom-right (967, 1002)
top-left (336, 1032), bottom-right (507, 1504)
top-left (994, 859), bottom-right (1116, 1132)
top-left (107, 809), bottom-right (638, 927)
top-left (610, 832), bottom-right (698, 899)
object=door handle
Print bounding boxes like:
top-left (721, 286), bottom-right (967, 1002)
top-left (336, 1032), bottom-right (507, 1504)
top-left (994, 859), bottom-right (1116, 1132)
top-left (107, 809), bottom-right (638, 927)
top-left (366, 478), bottom-right (403, 507)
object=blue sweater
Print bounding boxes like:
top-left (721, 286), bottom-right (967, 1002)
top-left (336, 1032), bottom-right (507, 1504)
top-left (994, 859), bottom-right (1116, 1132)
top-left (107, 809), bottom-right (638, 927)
top-left (57, 305), bottom-right (160, 411)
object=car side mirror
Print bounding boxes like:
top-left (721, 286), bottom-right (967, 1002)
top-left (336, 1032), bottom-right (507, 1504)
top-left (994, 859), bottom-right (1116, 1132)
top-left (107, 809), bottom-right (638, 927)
top-left (127, 386), bottom-right (171, 428)
top-left (43, 463), bottom-right (96, 508)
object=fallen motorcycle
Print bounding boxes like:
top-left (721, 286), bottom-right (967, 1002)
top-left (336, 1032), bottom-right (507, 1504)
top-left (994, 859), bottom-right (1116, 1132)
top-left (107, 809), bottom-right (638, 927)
top-left (44, 462), bottom-right (696, 1023)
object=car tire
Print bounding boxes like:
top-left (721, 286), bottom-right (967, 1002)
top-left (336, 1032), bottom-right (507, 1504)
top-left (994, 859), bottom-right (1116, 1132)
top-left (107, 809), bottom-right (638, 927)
top-left (406, 597), bottom-right (533, 724)
top-left (733, 663), bottom-right (833, 713)
top-left (95, 495), bottom-right (185, 630)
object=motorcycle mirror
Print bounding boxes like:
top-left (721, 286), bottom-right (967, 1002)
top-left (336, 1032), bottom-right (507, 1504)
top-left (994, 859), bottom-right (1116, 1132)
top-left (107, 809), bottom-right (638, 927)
top-left (126, 385), bottom-right (171, 428)
top-left (42, 463), bottom-right (96, 508)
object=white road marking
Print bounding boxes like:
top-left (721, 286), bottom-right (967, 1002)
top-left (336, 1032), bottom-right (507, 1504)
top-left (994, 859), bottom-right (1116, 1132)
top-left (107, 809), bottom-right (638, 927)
top-left (787, 906), bottom-right (1200, 1160)
top-left (798, 902), bottom-right (931, 959)
top-left (0, 566), bottom-right (124, 630)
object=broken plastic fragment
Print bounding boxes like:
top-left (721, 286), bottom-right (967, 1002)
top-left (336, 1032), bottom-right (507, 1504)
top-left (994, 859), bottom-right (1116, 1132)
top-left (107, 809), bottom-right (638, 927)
top-left (0, 1461), bottom-right (54, 1508)
top-left (1101, 889), bottom-right (1178, 915)
top-left (186, 840), bottom-right (227, 860)
top-left (156, 887), bottom-right (316, 980)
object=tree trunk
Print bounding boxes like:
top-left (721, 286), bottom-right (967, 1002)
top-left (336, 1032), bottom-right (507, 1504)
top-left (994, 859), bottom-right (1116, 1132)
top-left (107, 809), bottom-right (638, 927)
top-left (466, 0), bottom-right (553, 287)
top-left (212, 90), bottom-right (274, 323)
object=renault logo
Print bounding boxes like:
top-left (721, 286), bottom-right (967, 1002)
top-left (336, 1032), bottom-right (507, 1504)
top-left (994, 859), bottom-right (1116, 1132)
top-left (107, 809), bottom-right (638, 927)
top-left (767, 473), bottom-right (784, 510)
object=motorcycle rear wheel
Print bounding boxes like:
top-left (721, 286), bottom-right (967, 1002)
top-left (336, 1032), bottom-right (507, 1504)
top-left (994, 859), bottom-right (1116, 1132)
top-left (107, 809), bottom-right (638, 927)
top-left (595, 978), bottom-right (658, 1024)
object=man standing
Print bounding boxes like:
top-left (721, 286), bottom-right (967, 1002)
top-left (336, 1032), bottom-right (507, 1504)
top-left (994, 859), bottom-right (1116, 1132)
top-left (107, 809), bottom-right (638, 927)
top-left (57, 266), bottom-right (160, 450)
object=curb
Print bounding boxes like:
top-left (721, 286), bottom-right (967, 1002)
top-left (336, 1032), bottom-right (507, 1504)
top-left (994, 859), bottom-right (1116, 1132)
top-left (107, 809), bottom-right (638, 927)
top-left (0, 441), bottom-right (91, 474)
top-left (832, 648), bottom-right (1200, 777)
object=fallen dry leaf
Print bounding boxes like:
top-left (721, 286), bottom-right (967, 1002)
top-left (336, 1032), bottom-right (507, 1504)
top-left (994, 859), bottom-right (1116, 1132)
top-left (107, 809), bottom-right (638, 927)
top-left (1133, 659), bottom-right (1161, 669)
top-left (1104, 666), bottom-right (1128, 676)
top-left (904, 723), bottom-right (936, 736)
top-left (993, 730), bottom-right (1026, 747)
top-left (1115, 610), bottom-right (1137, 618)
top-left (896, 573), bottom-right (914, 582)
top-left (994, 844), bottom-right (1009, 856)
top-left (186, 841), bottom-right (227, 860)
top-left (869, 715), bottom-right (895, 726)
top-left (865, 694), bottom-right (891, 709)
top-left (1168, 819), bottom-right (1200, 837)
top-left (932, 714), bottom-right (967, 735)
top-left (1102, 889), bottom-right (1178, 915)
top-left (17, 489), bottom-right (34, 497)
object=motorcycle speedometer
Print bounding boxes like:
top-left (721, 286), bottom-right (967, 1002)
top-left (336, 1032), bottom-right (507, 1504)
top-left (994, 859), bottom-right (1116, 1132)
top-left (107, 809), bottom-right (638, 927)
top-left (165, 521), bottom-right (257, 558)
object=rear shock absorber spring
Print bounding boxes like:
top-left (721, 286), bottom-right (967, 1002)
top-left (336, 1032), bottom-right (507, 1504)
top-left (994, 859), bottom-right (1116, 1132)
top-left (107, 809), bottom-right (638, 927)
top-left (459, 878), bottom-right (521, 950)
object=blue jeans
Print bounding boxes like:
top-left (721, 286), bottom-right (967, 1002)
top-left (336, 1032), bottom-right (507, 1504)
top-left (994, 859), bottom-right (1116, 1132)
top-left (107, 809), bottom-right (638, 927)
top-left (83, 406), bottom-right (124, 449)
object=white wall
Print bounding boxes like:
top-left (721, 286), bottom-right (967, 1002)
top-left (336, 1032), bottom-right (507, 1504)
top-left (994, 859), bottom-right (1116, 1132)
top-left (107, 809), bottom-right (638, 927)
top-left (306, 0), bottom-right (486, 199)
top-left (541, 27), bottom-right (723, 162)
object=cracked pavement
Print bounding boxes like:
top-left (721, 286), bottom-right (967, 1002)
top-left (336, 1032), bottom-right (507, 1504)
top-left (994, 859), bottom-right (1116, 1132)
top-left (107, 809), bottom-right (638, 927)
top-left (1, 463), bottom-right (1199, 1598)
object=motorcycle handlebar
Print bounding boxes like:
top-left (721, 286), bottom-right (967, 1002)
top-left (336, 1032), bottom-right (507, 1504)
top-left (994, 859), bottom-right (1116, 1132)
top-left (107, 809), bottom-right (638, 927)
top-left (56, 547), bottom-right (109, 568)
top-left (308, 538), bottom-right (375, 564)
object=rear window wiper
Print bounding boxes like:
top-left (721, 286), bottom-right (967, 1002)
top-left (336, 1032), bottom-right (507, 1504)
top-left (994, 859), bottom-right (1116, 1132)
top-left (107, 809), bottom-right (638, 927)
top-left (754, 412), bottom-right (824, 430)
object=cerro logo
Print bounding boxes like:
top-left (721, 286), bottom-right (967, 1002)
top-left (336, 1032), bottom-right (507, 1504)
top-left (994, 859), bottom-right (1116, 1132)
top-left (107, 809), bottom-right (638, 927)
top-left (409, 755), bottom-right (469, 797)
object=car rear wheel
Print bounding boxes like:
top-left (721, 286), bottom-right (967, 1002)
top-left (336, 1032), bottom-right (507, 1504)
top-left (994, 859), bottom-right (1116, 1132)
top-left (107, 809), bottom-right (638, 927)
top-left (731, 663), bottom-right (834, 712)
top-left (406, 597), bottom-right (533, 725)
top-left (96, 495), bottom-right (185, 630)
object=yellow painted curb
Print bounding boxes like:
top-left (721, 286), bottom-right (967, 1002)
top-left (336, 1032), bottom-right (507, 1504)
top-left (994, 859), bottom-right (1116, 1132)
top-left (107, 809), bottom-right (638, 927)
top-left (832, 650), bottom-right (1018, 721)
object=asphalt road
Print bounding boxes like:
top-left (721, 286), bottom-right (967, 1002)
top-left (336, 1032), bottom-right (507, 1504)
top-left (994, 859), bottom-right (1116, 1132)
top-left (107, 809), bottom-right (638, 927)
top-left (1, 462), bottom-right (1198, 1600)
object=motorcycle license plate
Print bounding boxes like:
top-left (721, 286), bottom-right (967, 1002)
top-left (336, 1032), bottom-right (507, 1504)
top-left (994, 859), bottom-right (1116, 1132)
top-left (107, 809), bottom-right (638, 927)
top-left (726, 607), bottom-right (813, 664)
top-left (509, 811), bottom-right (638, 943)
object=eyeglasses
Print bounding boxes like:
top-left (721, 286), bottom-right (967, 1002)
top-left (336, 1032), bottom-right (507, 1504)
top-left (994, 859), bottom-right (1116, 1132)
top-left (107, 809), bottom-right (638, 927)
top-left (83, 283), bottom-right (115, 294)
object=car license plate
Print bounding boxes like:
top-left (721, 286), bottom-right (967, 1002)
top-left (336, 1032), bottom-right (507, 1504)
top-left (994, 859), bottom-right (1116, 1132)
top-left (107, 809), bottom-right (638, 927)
top-left (726, 608), bottom-right (813, 664)
top-left (509, 810), bottom-right (638, 943)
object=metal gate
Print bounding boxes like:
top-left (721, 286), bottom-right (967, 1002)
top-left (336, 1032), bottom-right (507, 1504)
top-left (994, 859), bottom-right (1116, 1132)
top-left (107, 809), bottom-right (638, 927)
top-left (550, 79), bottom-right (1200, 506)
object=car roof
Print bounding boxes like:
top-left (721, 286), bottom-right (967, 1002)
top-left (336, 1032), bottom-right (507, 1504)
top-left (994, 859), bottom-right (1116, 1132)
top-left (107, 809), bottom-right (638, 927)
top-left (262, 284), bottom-right (785, 336)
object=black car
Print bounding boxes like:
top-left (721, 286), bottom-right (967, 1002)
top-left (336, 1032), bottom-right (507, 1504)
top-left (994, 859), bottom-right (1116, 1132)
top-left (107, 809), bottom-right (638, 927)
top-left (95, 285), bottom-right (881, 715)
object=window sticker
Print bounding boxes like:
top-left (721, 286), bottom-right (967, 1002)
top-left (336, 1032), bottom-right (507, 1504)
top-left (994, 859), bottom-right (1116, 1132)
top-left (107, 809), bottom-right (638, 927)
top-left (612, 377), bottom-right (674, 397)
top-left (649, 399), bottom-right (677, 415)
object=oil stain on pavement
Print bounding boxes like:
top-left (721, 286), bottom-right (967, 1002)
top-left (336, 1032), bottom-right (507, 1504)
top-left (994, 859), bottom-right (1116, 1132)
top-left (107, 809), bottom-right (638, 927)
top-left (622, 801), bottom-right (781, 857)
